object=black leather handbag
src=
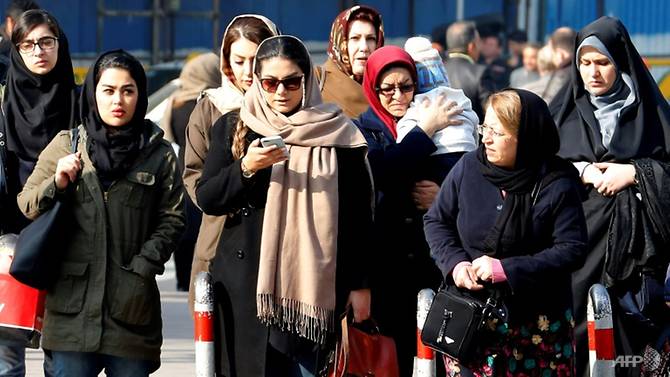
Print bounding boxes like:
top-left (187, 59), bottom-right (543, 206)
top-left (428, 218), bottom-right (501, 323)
top-left (9, 128), bottom-right (79, 289)
top-left (421, 284), bottom-right (507, 362)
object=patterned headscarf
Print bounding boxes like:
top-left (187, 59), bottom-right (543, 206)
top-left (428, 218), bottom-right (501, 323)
top-left (327, 5), bottom-right (384, 78)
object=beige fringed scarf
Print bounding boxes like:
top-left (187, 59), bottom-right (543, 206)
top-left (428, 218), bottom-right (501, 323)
top-left (240, 36), bottom-right (367, 344)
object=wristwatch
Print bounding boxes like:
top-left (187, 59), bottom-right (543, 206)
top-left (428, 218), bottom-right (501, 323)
top-left (241, 158), bottom-right (255, 178)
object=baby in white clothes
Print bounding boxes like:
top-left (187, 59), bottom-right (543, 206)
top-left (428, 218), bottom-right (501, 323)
top-left (397, 37), bottom-right (479, 155)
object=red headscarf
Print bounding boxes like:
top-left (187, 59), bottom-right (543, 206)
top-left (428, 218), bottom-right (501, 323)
top-left (362, 46), bottom-right (417, 139)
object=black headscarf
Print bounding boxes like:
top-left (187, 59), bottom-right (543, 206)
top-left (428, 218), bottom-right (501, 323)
top-left (80, 50), bottom-right (150, 185)
top-left (554, 16), bottom-right (670, 163)
top-left (3, 25), bottom-right (77, 162)
top-left (477, 88), bottom-right (579, 255)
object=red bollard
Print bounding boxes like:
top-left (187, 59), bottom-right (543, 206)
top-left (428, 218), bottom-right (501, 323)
top-left (194, 271), bottom-right (214, 377)
top-left (413, 288), bottom-right (436, 377)
top-left (587, 284), bottom-right (615, 377)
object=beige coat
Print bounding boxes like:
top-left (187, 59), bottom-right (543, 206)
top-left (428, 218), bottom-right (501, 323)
top-left (183, 94), bottom-right (227, 311)
top-left (316, 58), bottom-right (369, 119)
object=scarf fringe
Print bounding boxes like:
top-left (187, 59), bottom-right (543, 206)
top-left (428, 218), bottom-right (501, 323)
top-left (257, 294), bottom-right (334, 345)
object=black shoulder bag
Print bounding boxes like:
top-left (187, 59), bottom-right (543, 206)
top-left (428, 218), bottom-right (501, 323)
top-left (421, 283), bottom-right (507, 362)
top-left (10, 128), bottom-right (79, 289)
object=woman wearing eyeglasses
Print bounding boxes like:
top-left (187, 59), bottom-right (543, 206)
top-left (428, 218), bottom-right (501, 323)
top-left (425, 89), bottom-right (587, 377)
top-left (0, 9), bottom-right (78, 235)
top-left (196, 35), bottom-right (374, 377)
top-left (352, 45), bottom-right (463, 375)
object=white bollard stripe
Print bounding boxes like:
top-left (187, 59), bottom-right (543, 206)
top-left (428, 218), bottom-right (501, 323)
top-left (195, 341), bottom-right (215, 377)
top-left (412, 357), bottom-right (437, 377)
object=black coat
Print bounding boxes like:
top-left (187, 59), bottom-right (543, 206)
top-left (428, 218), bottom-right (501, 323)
top-left (353, 109), bottom-right (446, 375)
top-left (444, 55), bottom-right (494, 121)
top-left (196, 111), bottom-right (373, 377)
top-left (553, 17), bottom-right (670, 377)
top-left (424, 151), bottom-right (588, 322)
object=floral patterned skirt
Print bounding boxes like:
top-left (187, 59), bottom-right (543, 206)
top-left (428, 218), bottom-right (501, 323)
top-left (444, 309), bottom-right (575, 377)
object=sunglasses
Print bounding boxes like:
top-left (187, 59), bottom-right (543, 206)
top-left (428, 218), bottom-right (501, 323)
top-left (259, 75), bottom-right (304, 93)
top-left (376, 83), bottom-right (415, 97)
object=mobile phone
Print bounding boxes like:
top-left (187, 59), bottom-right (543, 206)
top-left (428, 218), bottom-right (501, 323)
top-left (260, 135), bottom-right (286, 149)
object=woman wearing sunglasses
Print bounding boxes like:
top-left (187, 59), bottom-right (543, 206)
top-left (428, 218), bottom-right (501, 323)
top-left (196, 35), bottom-right (374, 377)
top-left (352, 45), bottom-right (463, 375)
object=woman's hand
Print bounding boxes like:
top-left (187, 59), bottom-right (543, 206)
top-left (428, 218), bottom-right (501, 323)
top-left (412, 180), bottom-right (440, 211)
top-left (453, 263), bottom-right (484, 291)
top-left (581, 163), bottom-right (604, 187)
top-left (472, 255), bottom-right (497, 282)
top-left (347, 288), bottom-right (371, 323)
top-left (592, 162), bottom-right (636, 197)
top-left (417, 95), bottom-right (463, 137)
top-left (241, 139), bottom-right (288, 173)
top-left (54, 151), bottom-right (82, 190)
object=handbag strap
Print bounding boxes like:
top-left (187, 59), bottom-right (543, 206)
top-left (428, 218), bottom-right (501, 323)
top-left (337, 312), bottom-right (350, 377)
top-left (0, 114), bottom-right (7, 196)
top-left (439, 279), bottom-right (508, 323)
top-left (70, 126), bottom-right (79, 154)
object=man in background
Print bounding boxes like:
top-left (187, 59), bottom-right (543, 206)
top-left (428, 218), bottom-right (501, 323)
top-left (545, 26), bottom-right (577, 106)
top-left (510, 42), bottom-right (540, 87)
top-left (444, 20), bottom-right (494, 121)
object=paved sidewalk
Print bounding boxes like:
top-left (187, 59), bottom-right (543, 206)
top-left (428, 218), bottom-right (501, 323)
top-left (24, 259), bottom-right (196, 376)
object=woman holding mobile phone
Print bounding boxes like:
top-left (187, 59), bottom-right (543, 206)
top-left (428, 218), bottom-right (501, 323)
top-left (196, 35), bottom-right (374, 376)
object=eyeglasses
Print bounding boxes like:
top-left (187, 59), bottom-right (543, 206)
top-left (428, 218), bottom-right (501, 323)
top-left (259, 75), bottom-right (304, 93)
top-left (477, 124), bottom-right (507, 138)
top-left (375, 83), bottom-right (415, 97)
top-left (17, 36), bottom-right (58, 54)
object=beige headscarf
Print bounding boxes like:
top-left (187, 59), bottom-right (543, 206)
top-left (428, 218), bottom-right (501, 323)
top-left (241, 35), bottom-right (367, 343)
top-left (160, 52), bottom-right (220, 142)
top-left (203, 14), bottom-right (280, 116)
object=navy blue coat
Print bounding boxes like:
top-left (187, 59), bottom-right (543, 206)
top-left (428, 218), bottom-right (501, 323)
top-left (353, 108), bottom-right (445, 374)
top-left (424, 151), bottom-right (588, 322)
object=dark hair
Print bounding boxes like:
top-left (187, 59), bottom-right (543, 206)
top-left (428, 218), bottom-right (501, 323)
top-left (254, 36), bottom-right (311, 82)
top-left (5, 0), bottom-right (40, 21)
top-left (221, 16), bottom-right (275, 79)
top-left (11, 9), bottom-right (58, 45)
top-left (507, 29), bottom-right (528, 43)
top-left (446, 21), bottom-right (478, 53)
top-left (232, 36), bottom-right (310, 160)
top-left (94, 51), bottom-right (146, 97)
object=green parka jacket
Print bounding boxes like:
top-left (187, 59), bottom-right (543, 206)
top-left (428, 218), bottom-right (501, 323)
top-left (17, 123), bottom-right (185, 365)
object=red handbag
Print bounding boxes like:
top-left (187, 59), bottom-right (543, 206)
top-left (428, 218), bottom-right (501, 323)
top-left (328, 310), bottom-right (399, 377)
top-left (0, 234), bottom-right (46, 348)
